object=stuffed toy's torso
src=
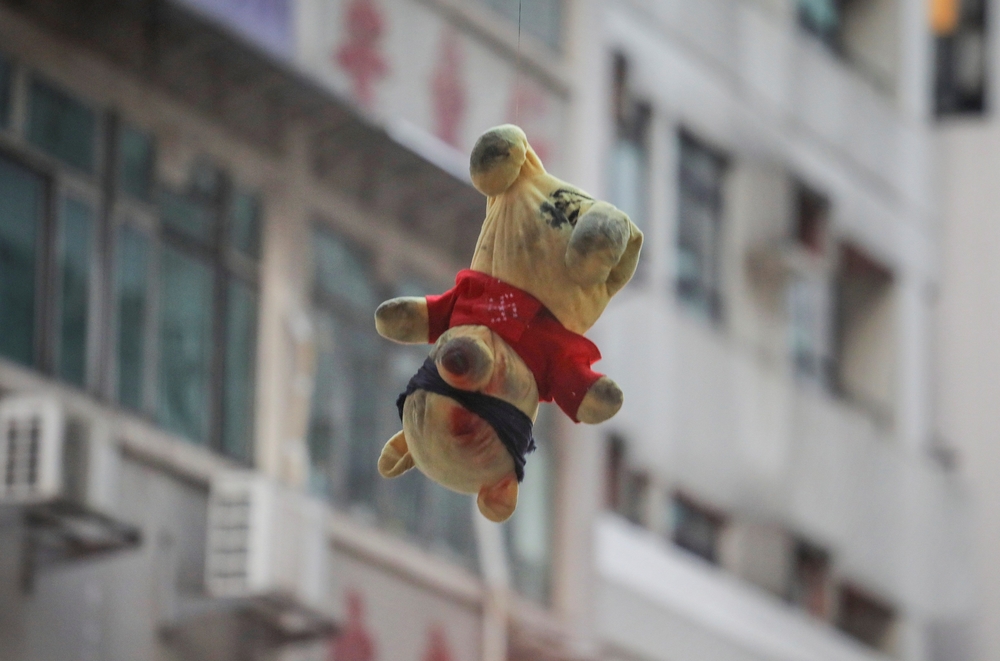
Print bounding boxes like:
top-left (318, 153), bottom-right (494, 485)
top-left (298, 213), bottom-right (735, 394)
top-left (426, 269), bottom-right (603, 422)
top-left (470, 147), bottom-right (641, 335)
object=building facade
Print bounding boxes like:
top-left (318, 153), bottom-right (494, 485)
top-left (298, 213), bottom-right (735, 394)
top-left (934, 0), bottom-right (1000, 659)
top-left (0, 1), bottom-right (975, 661)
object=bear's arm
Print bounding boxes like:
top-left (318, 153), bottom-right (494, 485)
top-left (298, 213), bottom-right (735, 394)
top-left (605, 219), bottom-right (644, 298)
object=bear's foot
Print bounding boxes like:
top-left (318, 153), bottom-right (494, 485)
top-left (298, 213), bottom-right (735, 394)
top-left (576, 376), bottom-right (624, 424)
top-left (565, 202), bottom-right (630, 287)
top-left (375, 297), bottom-right (430, 344)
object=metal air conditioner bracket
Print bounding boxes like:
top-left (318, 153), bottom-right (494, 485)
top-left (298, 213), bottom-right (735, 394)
top-left (25, 499), bottom-right (142, 565)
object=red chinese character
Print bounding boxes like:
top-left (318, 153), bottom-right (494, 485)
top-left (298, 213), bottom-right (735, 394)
top-left (422, 625), bottom-right (453, 661)
top-left (336, 0), bottom-right (389, 107)
top-left (431, 29), bottom-right (467, 148)
top-left (329, 589), bottom-right (377, 661)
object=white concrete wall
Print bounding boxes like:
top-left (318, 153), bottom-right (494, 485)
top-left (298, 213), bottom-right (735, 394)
top-left (936, 118), bottom-right (1000, 661)
top-left (587, 1), bottom-right (968, 660)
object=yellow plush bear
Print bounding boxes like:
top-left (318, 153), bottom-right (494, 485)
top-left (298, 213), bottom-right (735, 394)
top-left (375, 125), bottom-right (642, 522)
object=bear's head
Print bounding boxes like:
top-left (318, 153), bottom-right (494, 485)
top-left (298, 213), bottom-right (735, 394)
top-left (377, 324), bottom-right (537, 522)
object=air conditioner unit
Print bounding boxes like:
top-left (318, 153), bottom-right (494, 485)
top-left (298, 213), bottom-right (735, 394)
top-left (205, 471), bottom-right (336, 643)
top-left (0, 393), bottom-right (141, 565)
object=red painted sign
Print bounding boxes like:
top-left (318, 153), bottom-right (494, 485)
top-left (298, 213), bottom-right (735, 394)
top-left (432, 29), bottom-right (466, 148)
top-left (422, 624), bottom-right (454, 661)
top-left (329, 589), bottom-right (377, 661)
top-left (336, 0), bottom-right (389, 107)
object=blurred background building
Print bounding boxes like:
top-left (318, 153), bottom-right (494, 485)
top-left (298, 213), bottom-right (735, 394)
top-left (0, 0), bottom-right (985, 660)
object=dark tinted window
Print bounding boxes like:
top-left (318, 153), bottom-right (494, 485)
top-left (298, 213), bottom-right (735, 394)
top-left (0, 55), bottom-right (11, 129)
top-left (222, 279), bottom-right (258, 462)
top-left (117, 124), bottom-right (155, 201)
top-left (116, 226), bottom-right (150, 410)
top-left (229, 191), bottom-right (261, 260)
top-left (157, 246), bottom-right (214, 444)
top-left (676, 132), bottom-right (726, 321)
top-left (0, 156), bottom-right (44, 366)
top-left (28, 78), bottom-right (97, 173)
top-left (57, 197), bottom-right (93, 386)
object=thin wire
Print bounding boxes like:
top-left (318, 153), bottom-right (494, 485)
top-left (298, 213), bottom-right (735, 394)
top-left (515, 0), bottom-right (522, 123)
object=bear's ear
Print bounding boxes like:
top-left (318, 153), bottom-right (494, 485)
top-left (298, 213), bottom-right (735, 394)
top-left (477, 473), bottom-right (519, 522)
top-left (470, 125), bottom-right (527, 196)
top-left (378, 431), bottom-right (415, 478)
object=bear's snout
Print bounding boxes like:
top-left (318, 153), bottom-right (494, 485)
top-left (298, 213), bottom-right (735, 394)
top-left (436, 335), bottom-right (494, 391)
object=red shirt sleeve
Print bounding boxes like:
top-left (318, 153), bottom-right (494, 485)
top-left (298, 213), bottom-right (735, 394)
top-left (425, 284), bottom-right (461, 343)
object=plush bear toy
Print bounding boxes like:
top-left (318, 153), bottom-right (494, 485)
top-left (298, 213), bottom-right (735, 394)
top-left (375, 125), bottom-right (642, 522)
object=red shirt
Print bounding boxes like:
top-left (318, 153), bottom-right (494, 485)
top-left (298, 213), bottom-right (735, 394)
top-left (426, 270), bottom-right (603, 422)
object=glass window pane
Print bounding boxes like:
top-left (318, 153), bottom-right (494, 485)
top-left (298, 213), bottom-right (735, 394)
top-left (57, 197), bottom-right (92, 386)
top-left (115, 226), bottom-right (149, 410)
top-left (0, 55), bottom-right (11, 129)
top-left (427, 484), bottom-right (478, 570)
top-left (28, 78), bottom-right (96, 173)
top-left (608, 138), bottom-right (646, 231)
top-left (799, 0), bottom-right (841, 44)
top-left (308, 310), bottom-right (382, 507)
top-left (506, 406), bottom-right (554, 604)
top-left (157, 246), bottom-right (214, 444)
top-left (229, 191), bottom-right (261, 260)
top-left (0, 156), bottom-right (43, 367)
top-left (308, 311), bottom-right (352, 499)
top-left (222, 279), bottom-right (258, 463)
top-left (117, 124), bottom-right (154, 202)
top-left (313, 228), bottom-right (376, 310)
top-left (160, 189), bottom-right (215, 243)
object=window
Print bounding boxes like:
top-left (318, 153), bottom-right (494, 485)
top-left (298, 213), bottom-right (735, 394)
top-left (837, 584), bottom-right (897, 650)
top-left (506, 405), bottom-right (556, 604)
top-left (788, 539), bottom-right (834, 619)
top-left (676, 132), bottom-right (727, 321)
top-left (605, 434), bottom-right (649, 526)
top-left (788, 185), bottom-right (833, 383)
top-left (0, 155), bottom-right (44, 367)
top-left (117, 123), bottom-right (154, 202)
top-left (0, 65), bottom-right (261, 461)
top-left (799, 0), bottom-right (844, 48)
top-left (28, 77), bottom-right (97, 173)
top-left (798, 0), bottom-right (901, 90)
top-left (310, 268), bottom-right (480, 568)
top-left (832, 243), bottom-right (896, 425)
top-left (934, 0), bottom-right (988, 115)
top-left (480, 0), bottom-right (562, 51)
top-left (114, 226), bottom-right (150, 411)
top-left (670, 492), bottom-right (725, 564)
top-left (308, 228), bottom-right (380, 506)
top-left (0, 54), bottom-right (11, 129)
top-left (0, 76), bottom-right (99, 386)
top-left (608, 54), bottom-right (650, 251)
top-left (147, 160), bottom-right (260, 458)
top-left (56, 196), bottom-right (94, 386)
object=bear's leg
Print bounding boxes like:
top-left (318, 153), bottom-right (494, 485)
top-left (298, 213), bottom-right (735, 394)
top-left (576, 376), bottom-right (624, 424)
top-left (375, 297), bottom-right (430, 344)
top-left (565, 201), bottom-right (630, 287)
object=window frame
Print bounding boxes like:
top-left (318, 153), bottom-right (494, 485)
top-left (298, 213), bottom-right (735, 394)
top-left (675, 129), bottom-right (728, 323)
top-left (0, 58), bottom-right (263, 463)
top-left (0, 58), bottom-right (106, 389)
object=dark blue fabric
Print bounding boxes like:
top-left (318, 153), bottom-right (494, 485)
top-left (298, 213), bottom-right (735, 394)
top-left (397, 358), bottom-right (535, 482)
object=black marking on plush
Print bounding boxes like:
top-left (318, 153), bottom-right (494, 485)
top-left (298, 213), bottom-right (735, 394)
top-left (397, 358), bottom-right (535, 482)
top-left (540, 189), bottom-right (593, 229)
